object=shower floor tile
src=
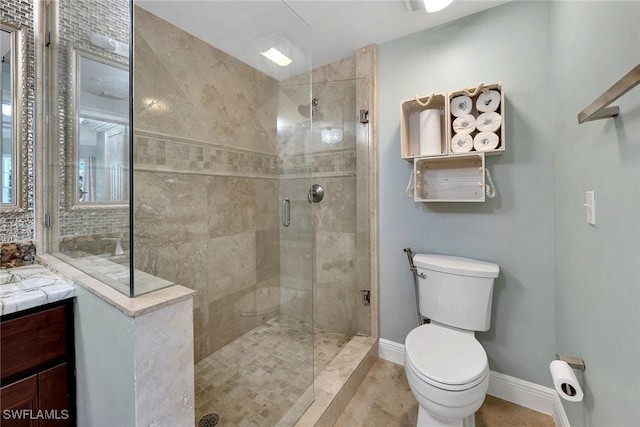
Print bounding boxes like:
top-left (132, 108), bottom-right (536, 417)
top-left (195, 316), bottom-right (350, 426)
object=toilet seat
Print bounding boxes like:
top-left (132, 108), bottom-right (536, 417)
top-left (405, 324), bottom-right (488, 391)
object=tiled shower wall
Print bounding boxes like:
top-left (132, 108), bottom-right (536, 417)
top-left (133, 7), bottom-right (281, 362)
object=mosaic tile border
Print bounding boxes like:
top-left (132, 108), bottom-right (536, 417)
top-left (134, 130), bottom-right (279, 178)
top-left (280, 148), bottom-right (357, 177)
top-left (134, 130), bottom-right (357, 180)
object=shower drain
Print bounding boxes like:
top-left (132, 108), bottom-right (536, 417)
top-left (198, 413), bottom-right (220, 427)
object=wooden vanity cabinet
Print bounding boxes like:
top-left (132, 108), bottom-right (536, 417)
top-left (0, 300), bottom-right (75, 427)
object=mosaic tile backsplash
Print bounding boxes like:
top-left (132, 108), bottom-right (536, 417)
top-left (0, 0), bottom-right (36, 242)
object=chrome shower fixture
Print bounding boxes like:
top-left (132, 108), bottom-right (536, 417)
top-left (298, 98), bottom-right (320, 118)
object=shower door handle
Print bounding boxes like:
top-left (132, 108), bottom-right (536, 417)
top-left (282, 198), bottom-right (290, 227)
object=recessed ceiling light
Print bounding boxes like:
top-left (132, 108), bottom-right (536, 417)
top-left (260, 47), bottom-right (292, 67)
top-left (424, 0), bottom-right (454, 13)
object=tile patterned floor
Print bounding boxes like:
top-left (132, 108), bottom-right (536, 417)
top-left (335, 359), bottom-right (556, 427)
top-left (195, 316), bottom-right (350, 426)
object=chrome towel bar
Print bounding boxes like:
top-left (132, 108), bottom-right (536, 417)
top-left (578, 64), bottom-right (640, 124)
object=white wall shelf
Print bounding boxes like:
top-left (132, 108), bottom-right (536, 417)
top-left (401, 82), bottom-right (504, 202)
top-left (414, 153), bottom-right (485, 203)
top-left (400, 92), bottom-right (449, 159)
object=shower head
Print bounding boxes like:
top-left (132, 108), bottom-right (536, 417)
top-left (298, 98), bottom-right (319, 118)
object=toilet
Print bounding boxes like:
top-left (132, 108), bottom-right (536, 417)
top-left (404, 254), bottom-right (500, 427)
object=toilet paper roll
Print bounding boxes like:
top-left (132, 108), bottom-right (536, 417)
top-left (476, 112), bottom-right (502, 133)
top-left (452, 114), bottom-right (476, 135)
top-left (476, 90), bottom-right (501, 112)
top-left (550, 360), bottom-right (583, 402)
top-left (451, 133), bottom-right (473, 153)
top-left (473, 132), bottom-right (499, 151)
top-left (450, 95), bottom-right (473, 117)
top-left (419, 109), bottom-right (442, 155)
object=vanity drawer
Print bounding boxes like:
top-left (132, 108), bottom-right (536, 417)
top-left (1, 305), bottom-right (68, 381)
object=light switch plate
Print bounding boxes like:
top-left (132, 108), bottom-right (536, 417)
top-left (585, 191), bottom-right (595, 225)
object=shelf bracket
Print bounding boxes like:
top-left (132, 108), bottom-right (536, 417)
top-left (578, 64), bottom-right (640, 124)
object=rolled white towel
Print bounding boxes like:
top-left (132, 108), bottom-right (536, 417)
top-left (452, 114), bottom-right (476, 135)
top-left (451, 134), bottom-right (473, 153)
top-left (476, 90), bottom-right (501, 113)
top-left (473, 131), bottom-right (500, 151)
top-left (450, 95), bottom-right (472, 117)
top-left (476, 112), bottom-right (502, 133)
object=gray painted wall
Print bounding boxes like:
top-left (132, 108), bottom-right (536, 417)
top-left (551, 1), bottom-right (640, 425)
top-left (74, 286), bottom-right (136, 427)
top-left (378, 1), bottom-right (556, 386)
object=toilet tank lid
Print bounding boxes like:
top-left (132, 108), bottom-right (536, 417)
top-left (413, 254), bottom-right (499, 278)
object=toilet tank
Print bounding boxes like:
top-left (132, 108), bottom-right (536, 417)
top-left (413, 254), bottom-right (499, 332)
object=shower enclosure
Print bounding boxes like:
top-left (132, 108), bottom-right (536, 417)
top-left (44, 0), bottom-right (373, 425)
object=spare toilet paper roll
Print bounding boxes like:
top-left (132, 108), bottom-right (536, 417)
top-left (473, 131), bottom-right (500, 151)
top-left (450, 95), bottom-right (473, 117)
top-left (452, 114), bottom-right (476, 135)
top-left (476, 90), bottom-right (501, 112)
top-left (476, 112), bottom-right (502, 133)
top-left (419, 109), bottom-right (442, 155)
top-left (549, 360), bottom-right (583, 402)
top-left (451, 133), bottom-right (473, 153)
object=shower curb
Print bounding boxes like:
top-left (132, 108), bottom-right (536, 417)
top-left (293, 336), bottom-right (378, 427)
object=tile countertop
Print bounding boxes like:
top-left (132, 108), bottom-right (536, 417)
top-left (0, 264), bottom-right (76, 316)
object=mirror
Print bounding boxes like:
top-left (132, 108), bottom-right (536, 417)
top-left (1, 23), bottom-right (22, 209)
top-left (71, 50), bottom-right (129, 206)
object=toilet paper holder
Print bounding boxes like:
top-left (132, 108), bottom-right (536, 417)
top-left (556, 354), bottom-right (586, 371)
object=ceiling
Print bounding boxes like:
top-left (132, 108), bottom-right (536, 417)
top-left (136, 0), bottom-right (508, 80)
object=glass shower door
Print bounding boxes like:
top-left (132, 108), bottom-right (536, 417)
top-left (132, 1), bottom-right (314, 425)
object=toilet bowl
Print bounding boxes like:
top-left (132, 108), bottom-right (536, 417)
top-left (404, 254), bottom-right (499, 427)
top-left (405, 323), bottom-right (489, 427)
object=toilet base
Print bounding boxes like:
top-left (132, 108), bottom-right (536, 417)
top-left (417, 406), bottom-right (476, 427)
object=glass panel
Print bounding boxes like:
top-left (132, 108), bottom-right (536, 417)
top-left (48, 0), bottom-right (134, 296)
top-left (132, 0), bottom-right (313, 423)
top-left (355, 77), bottom-right (371, 336)
top-left (307, 78), bottom-right (370, 338)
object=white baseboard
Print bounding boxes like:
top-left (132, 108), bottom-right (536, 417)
top-left (378, 338), bottom-right (405, 365)
top-left (487, 370), bottom-right (554, 415)
top-left (552, 393), bottom-right (571, 427)
top-left (378, 339), bottom-right (570, 427)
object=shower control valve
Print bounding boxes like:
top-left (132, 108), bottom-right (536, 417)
top-left (307, 184), bottom-right (324, 204)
